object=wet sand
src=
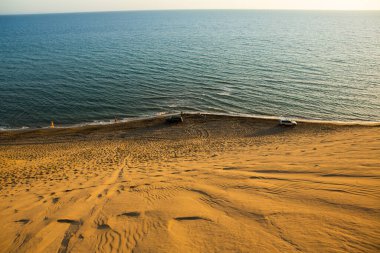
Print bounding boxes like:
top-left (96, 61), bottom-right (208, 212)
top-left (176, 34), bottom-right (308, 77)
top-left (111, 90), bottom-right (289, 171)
top-left (0, 114), bottom-right (379, 253)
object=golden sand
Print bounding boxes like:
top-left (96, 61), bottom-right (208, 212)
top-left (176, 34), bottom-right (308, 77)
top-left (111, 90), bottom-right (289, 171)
top-left (0, 114), bottom-right (379, 253)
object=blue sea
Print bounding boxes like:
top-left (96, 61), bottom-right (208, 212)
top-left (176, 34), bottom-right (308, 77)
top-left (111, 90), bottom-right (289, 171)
top-left (0, 10), bottom-right (379, 129)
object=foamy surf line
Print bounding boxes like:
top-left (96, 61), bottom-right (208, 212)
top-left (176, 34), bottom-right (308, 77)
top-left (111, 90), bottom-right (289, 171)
top-left (186, 112), bottom-right (380, 126)
top-left (1, 112), bottom-right (379, 132)
top-left (0, 113), bottom-right (177, 132)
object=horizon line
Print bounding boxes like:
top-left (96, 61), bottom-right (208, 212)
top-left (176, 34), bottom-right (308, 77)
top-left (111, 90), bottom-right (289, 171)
top-left (1, 8), bottom-right (380, 16)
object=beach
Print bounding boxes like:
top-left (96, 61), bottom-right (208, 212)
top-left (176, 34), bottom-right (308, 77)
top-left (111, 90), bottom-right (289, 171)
top-left (0, 114), bottom-right (379, 253)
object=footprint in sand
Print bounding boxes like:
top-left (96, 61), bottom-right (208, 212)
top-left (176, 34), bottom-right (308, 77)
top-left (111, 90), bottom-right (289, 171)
top-left (97, 224), bottom-right (111, 230)
top-left (223, 167), bottom-right (239, 171)
top-left (15, 219), bottom-right (30, 224)
top-left (57, 219), bottom-right (81, 225)
top-left (119, 211), bottom-right (140, 218)
top-left (174, 216), bottom-right (211, 222)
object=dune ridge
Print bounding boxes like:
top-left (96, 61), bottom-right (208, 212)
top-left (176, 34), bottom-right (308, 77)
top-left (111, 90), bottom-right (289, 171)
top-left (0, 114), bottom-right (379, 252)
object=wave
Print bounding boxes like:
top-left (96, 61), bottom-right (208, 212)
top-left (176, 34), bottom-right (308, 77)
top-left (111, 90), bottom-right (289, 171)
top-left (0, 126), bottom-right (30, 131)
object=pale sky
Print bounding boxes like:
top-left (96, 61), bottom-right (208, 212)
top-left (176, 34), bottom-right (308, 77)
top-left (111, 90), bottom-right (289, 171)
top-left (1, 0), bottom-right (380, 15)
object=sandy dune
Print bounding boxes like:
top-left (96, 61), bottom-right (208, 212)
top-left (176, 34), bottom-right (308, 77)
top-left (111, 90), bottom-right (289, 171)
top-left (0, 114), bottom-right (379, 253)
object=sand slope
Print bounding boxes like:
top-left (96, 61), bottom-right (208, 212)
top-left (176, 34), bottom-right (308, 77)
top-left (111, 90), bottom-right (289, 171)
top-left (0, 115), bottom-right (379, 253)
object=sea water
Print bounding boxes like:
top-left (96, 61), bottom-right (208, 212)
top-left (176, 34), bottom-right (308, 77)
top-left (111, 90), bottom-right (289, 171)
top-left (0, 10), bottom-right (379, 129)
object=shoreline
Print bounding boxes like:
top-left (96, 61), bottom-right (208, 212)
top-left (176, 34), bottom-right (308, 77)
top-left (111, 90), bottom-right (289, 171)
top-left (1, 112), bottom-right (379, 134)
top-left (1, 113), bottom-right (379, 145)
